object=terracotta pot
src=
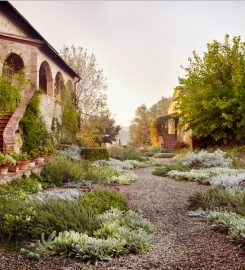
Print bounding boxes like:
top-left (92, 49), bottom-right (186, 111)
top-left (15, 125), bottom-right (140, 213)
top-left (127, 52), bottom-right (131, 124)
top-left (35, 156), bottom-right (45, 165)
top-left (28, 160), bottom-right (36, 168)
top-left (0, 164), bottom-right (10, 175)
top-left (19, 160), bottom-right (30, 171)
top-left (8, 163), bottom-right (20, 173)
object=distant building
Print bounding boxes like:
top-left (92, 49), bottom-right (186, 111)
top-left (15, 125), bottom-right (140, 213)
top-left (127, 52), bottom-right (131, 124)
top-left (0, 1), bottom-right (80, 152)
top-left (158, 87), bottom-right (193, 150)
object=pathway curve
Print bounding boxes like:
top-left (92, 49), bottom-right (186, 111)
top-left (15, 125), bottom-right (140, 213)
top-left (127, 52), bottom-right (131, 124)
top-left (0, 165), bottom-right (244, 270)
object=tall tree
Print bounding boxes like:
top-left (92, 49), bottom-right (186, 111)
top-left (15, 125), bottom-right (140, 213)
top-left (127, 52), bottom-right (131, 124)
top-left (129, 104), bottom-right (151, 146)
top-left (177, 35), bottom-right (245, 143)
top-left (149, 97), bottom-right (170, 119)
top-left (60, 46), bottom-right (107, 122)
top-left (80, 111), bottom-right (120, 147)
top-left (129, 97), bottom-right (170, 147)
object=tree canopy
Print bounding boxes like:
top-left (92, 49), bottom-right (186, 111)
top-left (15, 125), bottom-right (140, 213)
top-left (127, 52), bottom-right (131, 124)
top-left (81, 111), bottom-right (120, 147)
top-left (60, 46), bottom-right (107, 121)
top-left (129, 97), bottom-right (170, 146)
top-left (177, 35), bottom-right (245, 143)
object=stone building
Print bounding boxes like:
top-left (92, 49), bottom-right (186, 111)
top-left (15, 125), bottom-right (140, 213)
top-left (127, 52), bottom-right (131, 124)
top-left (0, 1), bottom-right (80, 153)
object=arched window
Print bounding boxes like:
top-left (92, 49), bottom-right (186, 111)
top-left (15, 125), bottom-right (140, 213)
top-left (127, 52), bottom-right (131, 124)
top-left (39, 61), bottom-right (53, 96)
top-left (54, 72), bottom-right (65, 100)
top-left (3, 53), bottom-right (24, 79)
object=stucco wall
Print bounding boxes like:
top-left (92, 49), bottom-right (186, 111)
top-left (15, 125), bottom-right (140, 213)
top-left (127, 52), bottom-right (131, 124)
top-left (0, 10), bottom-right (27, 37)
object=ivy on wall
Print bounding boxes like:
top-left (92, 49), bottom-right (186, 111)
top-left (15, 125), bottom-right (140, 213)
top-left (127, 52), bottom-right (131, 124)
top-left (61, 84), bottom-right (78, 141)
top-left (20, 91), bottom-right (50, 153)
top-left (0, 73), bottom-right (23, 116)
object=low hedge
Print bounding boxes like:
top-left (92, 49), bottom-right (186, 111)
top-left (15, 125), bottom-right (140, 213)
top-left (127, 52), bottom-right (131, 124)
top-left (80, 148), bottom-right (109, 161)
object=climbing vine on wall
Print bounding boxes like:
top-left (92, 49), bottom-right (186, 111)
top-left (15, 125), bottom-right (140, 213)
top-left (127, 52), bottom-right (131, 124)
top-left (61, 84), bottom-right (78, 141)
top-left (20, 91), bottom-right (50, 153)
top-left (0, 72), bottom-right (25, 116)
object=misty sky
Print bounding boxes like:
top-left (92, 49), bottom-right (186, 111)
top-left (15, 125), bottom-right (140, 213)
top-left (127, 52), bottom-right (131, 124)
top-left (11, 1), bottom-right (245, 126)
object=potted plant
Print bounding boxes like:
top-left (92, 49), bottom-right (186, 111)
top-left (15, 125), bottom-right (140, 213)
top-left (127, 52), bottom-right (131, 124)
top-left (35, 148), bottom-right (45, 165)
top-left (39, 146), bottom-right (48, 157)
top-left (8, 152), bottom-right (20, 173)
top-left (0, 153), bottom-right (16, 175)
top-left (18, 152), bottom-right (30, 170)
top-left (29, 150), bottom-right (38, 168)
top-left (46, 144), bottom-right (55, 156)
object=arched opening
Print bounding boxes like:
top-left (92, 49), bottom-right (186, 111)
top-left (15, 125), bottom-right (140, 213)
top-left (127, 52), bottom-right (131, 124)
top-left (54, 72), bottom-right (65, 100)
top-left (3, 53), bottom-right (24, 79)
top-left (39, 61), bottom-right (53, 96)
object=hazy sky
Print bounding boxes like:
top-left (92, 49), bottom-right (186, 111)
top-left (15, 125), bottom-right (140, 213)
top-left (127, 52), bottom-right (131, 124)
top-left (11, 1), bottom-right (245, 126)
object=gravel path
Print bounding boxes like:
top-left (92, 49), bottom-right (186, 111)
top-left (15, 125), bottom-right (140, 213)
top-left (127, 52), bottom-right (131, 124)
top-left (0, 165), bottom-right (244, 270)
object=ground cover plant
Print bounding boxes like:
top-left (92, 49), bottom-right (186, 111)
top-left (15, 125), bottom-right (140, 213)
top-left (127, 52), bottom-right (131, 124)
top-left (208, 212), bottom-right (245, 248)
top-left (0, 181), bottom-right (153, 264)
top-left (80, 189), bottom-right (128, 214)
top-left (22, 208), bottom-right (153, 264)
top-left (0, 158), bottom-right (153, 265)
top-left (188, 187), bottom-right (245, 216)
top-left (153, 149), bottom-right (245, 187)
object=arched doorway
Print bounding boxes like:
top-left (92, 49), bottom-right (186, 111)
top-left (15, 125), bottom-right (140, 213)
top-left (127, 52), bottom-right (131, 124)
top-left (54, 72), bottom-right (65, 100)
top-left (39, 61), bottom-right (53, 96)
top-left (3, 53), bottom-right (24, 79)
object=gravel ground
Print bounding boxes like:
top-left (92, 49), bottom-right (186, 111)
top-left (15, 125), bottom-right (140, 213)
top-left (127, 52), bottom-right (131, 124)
top-left (0, 165), bottom-right (244, 270)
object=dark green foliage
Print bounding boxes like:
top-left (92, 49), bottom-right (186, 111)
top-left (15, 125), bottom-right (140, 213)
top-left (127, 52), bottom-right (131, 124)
top-left (177, 35), bottom-right (245, 143)
top-left (109, 147), bottom-right (146, 161)
top-left (152, 161), bottom-right (187, 177)
top-left (188, 188), bottom-right (245, 216)
top-left (0, 196), bottom-right (99, 241)
top-left (0, 195), bottom-right (31, 241)
top-left (0, 74), bottom-right (22, 115)
top-left (81, 148), bottom-right (109, 161)
top-left (61, 84), bottom-right (78, 140)
top-left (153, 153), bottom-right (175, 158)
top-left (41, 155), bottom-right (87, 186)
top-left (20, 91), bottom-right (50, 152)
top-left (80, 189), bottom-right (128, 214)
top-left (27, 199), bottom-right (99, 237)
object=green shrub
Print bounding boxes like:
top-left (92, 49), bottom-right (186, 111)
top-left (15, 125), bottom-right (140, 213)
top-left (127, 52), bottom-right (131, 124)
top-left (84, 166), bottom-right (118, 184)
top-left (0, 73), bottom-right (22, 116)
top-left (108, 147), bottom-right (145, 161)
top-left (153, 153), bottom-right (175, 158)
top-left (61, 84), bottom-right (78, 141)
top-left (20, 91), bottom-right (51, 153)
top-left (80, 189), bottom-right (128, 214)
top-left (41, 155), bottom-right (87, 186)
top-left (0, 176), bottom-right (41, 195)
top-left (33, 208), bottom-right (153, 264)
top-left (81, 148), bottom-right (109, 161)
top-left (188, 188), bottom-right (245, 216)
top-left (27, 198), bottom-right (99, 238)
top-left (0, 195), bottom-right (32, 241)
top-left (152, 161), bottom-right (187, 177)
